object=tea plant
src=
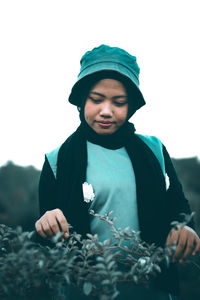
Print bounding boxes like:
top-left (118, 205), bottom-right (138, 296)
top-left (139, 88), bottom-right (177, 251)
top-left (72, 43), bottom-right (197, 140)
top-left (0, 211), bottom-right (195, 300)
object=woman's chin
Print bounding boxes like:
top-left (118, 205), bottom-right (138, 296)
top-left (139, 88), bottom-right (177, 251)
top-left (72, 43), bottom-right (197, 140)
top-left (94, 128), bottom-right (116, 135)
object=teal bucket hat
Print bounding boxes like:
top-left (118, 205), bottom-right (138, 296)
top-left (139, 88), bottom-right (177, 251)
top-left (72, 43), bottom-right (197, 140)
top-left (68, 44), bottom-right (145, 111)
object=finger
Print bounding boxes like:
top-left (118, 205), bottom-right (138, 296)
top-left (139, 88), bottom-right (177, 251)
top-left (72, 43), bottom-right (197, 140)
top-left (35, 220), bottom-right (48, 239)
top-left (166, 230), bottom-right (173, 245)
top-left (173, 231), bottom-right (187, 262)
top-left (46, 212), bottom-right (62, 236)
top-left (166, 230), bottom-right (179, 260)
top-left (192, 237), bottom-right (200, 256)
top-left (179, 235), bottom-right (194, 262)
top-left (41, 219), bottom-right (55, 237)
top-left (43, 210), bottom-right (64, 237)
top-left (166, 229), bottom-right (179, 246)
top-left (56, 210), bottom-right (69, 238)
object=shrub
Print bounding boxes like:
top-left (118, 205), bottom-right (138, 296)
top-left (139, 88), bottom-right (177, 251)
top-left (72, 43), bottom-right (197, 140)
top-left (0, 211), bottom-right (196, 300)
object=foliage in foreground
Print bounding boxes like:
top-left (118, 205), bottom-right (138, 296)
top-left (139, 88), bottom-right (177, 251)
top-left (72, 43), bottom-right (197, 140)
top-left (0, 211), bottom-right (195, 300)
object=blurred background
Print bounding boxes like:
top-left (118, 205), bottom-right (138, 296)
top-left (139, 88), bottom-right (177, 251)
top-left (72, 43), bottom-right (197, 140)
top-left (0, 0), bottom-right (200, 299)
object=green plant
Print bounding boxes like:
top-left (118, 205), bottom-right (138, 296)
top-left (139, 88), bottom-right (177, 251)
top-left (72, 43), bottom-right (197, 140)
top-left (0, 211), bottom-right (195, 300)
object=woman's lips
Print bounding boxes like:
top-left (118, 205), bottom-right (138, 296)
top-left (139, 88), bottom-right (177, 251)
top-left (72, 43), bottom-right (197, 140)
top-left (96, 121), bottom-right (114, 128)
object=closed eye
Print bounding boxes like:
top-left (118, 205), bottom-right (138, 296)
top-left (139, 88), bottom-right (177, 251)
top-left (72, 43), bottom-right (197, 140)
top-left (114, 101), bottom-right (128, 106)
top-left (89, 97), bottom-right (103, 104)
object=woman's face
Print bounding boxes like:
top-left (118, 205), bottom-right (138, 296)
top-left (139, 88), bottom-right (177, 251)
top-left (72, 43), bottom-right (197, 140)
top-left (84, 79), bottom-right (128, 135)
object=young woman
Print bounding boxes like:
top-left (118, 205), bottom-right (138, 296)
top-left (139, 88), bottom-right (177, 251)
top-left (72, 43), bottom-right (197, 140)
top-left (35, 45), bottom-right (200, 299)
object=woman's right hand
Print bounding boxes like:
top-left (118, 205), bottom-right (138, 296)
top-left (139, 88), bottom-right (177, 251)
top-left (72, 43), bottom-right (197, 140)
top-left (35, 208), bottom-right (69, 239)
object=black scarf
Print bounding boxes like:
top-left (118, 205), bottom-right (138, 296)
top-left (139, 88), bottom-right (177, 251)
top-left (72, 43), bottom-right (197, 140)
top-left (56, 120), bottom-right (170, 246)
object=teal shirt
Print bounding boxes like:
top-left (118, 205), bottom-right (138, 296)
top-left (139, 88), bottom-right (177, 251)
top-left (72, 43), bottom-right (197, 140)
top-left (86, 141), bottom-right (140, 242)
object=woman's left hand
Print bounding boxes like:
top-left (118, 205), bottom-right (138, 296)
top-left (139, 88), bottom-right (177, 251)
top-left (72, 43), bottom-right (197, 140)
top-left (166, 225), bottom-right (200, 263)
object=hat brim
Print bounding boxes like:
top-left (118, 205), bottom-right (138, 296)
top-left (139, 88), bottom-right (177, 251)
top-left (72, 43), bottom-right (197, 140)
top-left (68, 66), bottom-right (145, 111)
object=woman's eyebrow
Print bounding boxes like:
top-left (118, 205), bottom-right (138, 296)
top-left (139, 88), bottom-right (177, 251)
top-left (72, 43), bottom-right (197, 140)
top-left (89, 91), bottom-right (127, 99)
top-left (90, 91), bottom-right (105, 97)
top-left (112, 95), bottom-right (128, 99)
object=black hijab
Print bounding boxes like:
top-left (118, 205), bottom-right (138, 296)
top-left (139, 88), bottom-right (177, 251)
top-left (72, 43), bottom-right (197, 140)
top-left (56, 115), bottom-right (170, 245)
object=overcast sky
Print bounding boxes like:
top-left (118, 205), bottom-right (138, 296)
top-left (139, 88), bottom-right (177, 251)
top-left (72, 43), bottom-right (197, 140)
top-left (0, 0), bottom-right (199, 169)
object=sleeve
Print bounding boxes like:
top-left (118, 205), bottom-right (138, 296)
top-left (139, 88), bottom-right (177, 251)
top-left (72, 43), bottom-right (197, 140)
top-left (163, 145), bottom-right (195, 228)
top-left (38, 156), bottom-right (57, 217)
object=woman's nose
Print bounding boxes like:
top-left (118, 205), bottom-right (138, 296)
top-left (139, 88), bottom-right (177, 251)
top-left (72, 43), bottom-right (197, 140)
top-left (99, 103), bottom-right (113, 117)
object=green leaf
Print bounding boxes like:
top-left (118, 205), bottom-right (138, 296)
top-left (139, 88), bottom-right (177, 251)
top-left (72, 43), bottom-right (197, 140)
top-left (83, 282), bottom-right (92, 296)
top-left (131, 264), bottom-right (137, 274)
top-left (100, 295), bottom-right (110, 300)
top-left (133, 275), bottom-right (138, 283)
top-left (111, 290), bottom-right (120, 299)
top-left (101, 279), bottom-right (110, 285)
top-left (64, 274), bottom-right (70, 284)
top-left (86, 233), bottom-right (94, 239)
top-left (153, 264), bottom-right (161, 273)
top-left (96, 256), bottom-right (105, 263)
top-left (164, 255), bottom-right (170, 268)
top-left (38, 260), bottom-right (44, 268)
top-left (103, 239), bottom-right (112, 246)
top-left (52, 232), bottom-right (64, 243)
top-left (105, 254), bottom-right (114, 264)
top-left (108, 261), bottom-right (116, 270)
top-left (96, 263), bottom-right (106, 269)
top-left (97, 270), bottom-right (109, 276)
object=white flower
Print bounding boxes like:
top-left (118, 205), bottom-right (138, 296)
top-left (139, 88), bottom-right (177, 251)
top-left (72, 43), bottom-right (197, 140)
top-left (138, 257), bottom-right (150, 267)
top-left (165, 174), bottom-right (170, 190)
top-left (82, 182), bottom-right (95, 203)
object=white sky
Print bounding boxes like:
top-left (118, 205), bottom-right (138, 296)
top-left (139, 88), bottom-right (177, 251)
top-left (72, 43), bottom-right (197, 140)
top-left (0, 0), bottom-right (200, 170)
